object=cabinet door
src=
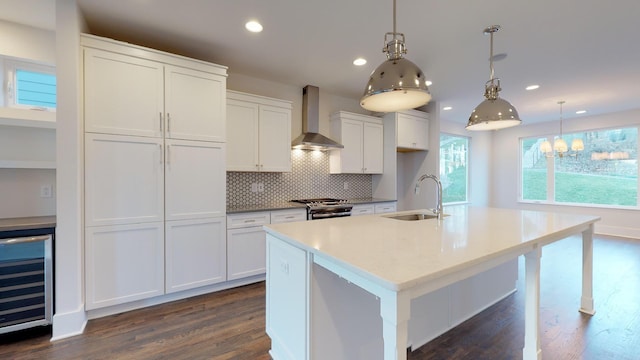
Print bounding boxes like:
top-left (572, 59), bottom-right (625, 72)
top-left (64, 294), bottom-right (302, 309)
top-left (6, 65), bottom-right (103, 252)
top-left (351, 204), bottom-right (375, 216)
top-left (227, 226), bottom-right (266, 280)
top-left (339, 119), bottom-right (364, 173)
top-left (85, 133), bottom-right (164, 226)
top-left (362, 121), bottom-right (383, 174)
top-left (259, 105), bottom-right (292, 172)
top-left (165, 139), bottom-right (225, 220)
top-left (166, 217), bottom-right (226, 293)
top-left (85, 222), bottom-right (164, 310)
top-left (374, 202), bottom-right (397, 214)
top-left (164, 65), bottom-right (226, 142)
top-left (84, 48), bottom-right (164, 137)
top-left (397, 113), bottom-right (429, 150)
top-left (226, 99), bottom-right (260, 171)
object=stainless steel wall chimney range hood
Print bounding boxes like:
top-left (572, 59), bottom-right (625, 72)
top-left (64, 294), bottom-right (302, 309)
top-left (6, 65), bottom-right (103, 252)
top-left (291, 85), bottom-right (344, 150)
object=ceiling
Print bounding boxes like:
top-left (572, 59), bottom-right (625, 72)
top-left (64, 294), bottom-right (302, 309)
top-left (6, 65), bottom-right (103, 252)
top-left (3, 0), bottom-right (640, 125)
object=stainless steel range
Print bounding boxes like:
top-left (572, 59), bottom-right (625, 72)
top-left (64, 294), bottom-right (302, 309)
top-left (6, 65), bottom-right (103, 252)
top-left (290, 198), bottom-right (353, 220)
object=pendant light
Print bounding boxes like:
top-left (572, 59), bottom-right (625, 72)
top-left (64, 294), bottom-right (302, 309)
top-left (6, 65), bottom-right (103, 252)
top-left (541, 101), bottom-right (584, 158)
top-left (466, 25), bottom-right (521, 131)
top-left (360, 0), bottom-right (431, 112)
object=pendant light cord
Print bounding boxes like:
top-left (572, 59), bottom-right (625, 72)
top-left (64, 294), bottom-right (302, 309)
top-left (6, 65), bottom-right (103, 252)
top-left (392, 0), bottom-right (397, 34)
top-left (558, 101), bottom-right (564, 137)
top-left (489, 31), bottom-right (495, 81)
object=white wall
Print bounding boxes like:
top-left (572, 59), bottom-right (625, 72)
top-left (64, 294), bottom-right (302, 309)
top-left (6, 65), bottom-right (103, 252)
top-left (53, 0), bottom-right (88, 340)
top-left (227, 73), bottom-right (368, 142)
top-left (0, 20), bottom-right (55, 62)
top-left (0, 20), bottom-right (56, 218)
top-left (491, 108), bottom-right (640, 238)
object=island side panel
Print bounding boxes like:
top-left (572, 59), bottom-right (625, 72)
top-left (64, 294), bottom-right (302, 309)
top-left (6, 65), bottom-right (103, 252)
top-left (266, 234), bottom-right (309, 360)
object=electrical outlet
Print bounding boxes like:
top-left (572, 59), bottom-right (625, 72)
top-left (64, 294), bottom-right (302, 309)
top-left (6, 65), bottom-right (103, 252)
top-left (40, 185), bottom-right (52, 198)
top-left (257, 183), bottom-right (264, 192)
top-left (251, 183), bottom-right (258, 192)
top-left (343, 182), bottom-right (349, 190)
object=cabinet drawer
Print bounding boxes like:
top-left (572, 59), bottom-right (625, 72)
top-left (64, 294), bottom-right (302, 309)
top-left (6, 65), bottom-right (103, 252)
top-left (375, 202), bottom-right (397, 214)
top-left (351, 204), bottom-right (375, 216)
top-left (271, 209), bottom-right (307, 224)
top-left (227, 212), bottom-right (270, 229)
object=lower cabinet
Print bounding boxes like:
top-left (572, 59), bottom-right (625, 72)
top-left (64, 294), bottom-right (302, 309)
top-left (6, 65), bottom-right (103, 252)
top-left (351, 204), bottom-right (375, 216)
top-left (85, 218), bottom-right (227, 309)
top-left (374, 201), bottom-right (397, 214)
top-left (85, 222), bottom-right (165, 310)
top-left (227, 209), bottom-right (306, 281)
top-left (227, 212), bottom-right (270, 281)
top-left (165, 217), bottom-right (226, 293)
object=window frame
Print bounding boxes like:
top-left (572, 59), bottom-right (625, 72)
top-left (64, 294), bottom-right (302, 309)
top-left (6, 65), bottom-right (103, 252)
top-left (439, 132), bottom-right (470, 205)
top-left (3, 57), bottom-right (56, 111)
top-left (519, 125), bottom-right (639, 210)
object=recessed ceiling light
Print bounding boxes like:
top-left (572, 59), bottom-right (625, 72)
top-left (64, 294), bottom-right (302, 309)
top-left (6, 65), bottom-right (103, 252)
top-left (576, 110), bottom-right (587, 114)
top-left (245, 21), bottom-right (263, 33)
top-left (426, 80), bottom-right (433, 86)
top-left (443, 106), bottom-right (452, 111)
top-left (525, 84), bottom-right (540, 91)
top-left (353, 58), bottom-right (367, 66)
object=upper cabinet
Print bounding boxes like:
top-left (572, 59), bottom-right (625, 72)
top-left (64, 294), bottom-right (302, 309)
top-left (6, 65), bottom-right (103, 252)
top-left (226, 90), bottom-right (292, 172)
top-left (385, 109), bottom-right (429, 151)
top-left (83, 42), bottom-right (226, 142)
top-left (329, 111), bottom-right (383, 174)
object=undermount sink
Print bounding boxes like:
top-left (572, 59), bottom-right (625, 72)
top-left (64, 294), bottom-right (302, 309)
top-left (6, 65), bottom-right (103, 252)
top-left (384, 212), bottom-right (447, 221)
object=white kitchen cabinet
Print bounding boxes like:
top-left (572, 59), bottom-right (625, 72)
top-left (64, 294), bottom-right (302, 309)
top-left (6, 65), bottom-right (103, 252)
top-left (227, 91), bottom-right (292, 172)
top-left (165, 217), bottom-right (226, 293)
top-left (83, 43), bottom-right (226, 142)
top-left (164, 139), bottom-right (225, 220)
top-left (374, 201), bottom-right (397, 214)
top-left (385, 109), bottom-right (429, 151)
top-left (227, 212), bottom-right (270, 281)
top-left (85, 222), bottom-right (164, 310)
top-left (82, 34), bottom-right (228, 311)
top-left (227, 209), bottom-right (306, 281)
top-left (266, 234), bottom-right (309, 360)
top-left (271, 209), bottom-right (307, 224)
top-left (351, 204), bottom-right (375, 216)
top-left (164, 65), bottom-right (225, 142)
top-left (84, 133), bottom-right (164, 227)
top-left (329, 111), bottom-right (383, 174)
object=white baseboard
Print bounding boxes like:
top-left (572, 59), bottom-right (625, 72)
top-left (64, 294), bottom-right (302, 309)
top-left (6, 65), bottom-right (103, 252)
top-left (51, 305), bottom-right (87, 341)
top-left (86, 275), bottom-right (265, 320)
top-left (595, 224), bottom-right (640, 240)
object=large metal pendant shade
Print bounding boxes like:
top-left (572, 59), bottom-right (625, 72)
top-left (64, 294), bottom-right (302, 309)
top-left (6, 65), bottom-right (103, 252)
top-left (360, 0), bottom-right (431, 112)
top-left (466, 25), bottom-right (521, 131)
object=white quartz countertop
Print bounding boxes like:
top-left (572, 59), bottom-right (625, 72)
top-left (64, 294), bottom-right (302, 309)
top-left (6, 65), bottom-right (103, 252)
top-left (263, 206), bottom-right (600, 291)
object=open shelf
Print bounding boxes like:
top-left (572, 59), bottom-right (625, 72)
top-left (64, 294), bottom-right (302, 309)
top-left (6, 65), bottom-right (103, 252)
top-left (0, 107), bottom-right (56, 129)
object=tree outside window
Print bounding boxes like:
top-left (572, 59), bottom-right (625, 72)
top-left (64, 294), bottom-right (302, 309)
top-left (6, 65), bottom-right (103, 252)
top-left (440, 134), bottom-right (469, 204)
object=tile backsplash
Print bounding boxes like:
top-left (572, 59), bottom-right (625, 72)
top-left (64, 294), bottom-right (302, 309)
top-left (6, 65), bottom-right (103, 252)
top-left (226, 150), bottom-right (372, 206)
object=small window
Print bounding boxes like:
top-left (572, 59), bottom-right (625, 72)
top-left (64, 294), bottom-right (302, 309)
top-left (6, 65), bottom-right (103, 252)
top-left (440, 134), bottom-right (469, 204)
top-left (3, 57), bottom-right (56, 110)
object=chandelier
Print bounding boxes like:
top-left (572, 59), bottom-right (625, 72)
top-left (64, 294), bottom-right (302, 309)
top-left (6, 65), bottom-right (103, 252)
top-left (540, 101), bottom-right (584, 158)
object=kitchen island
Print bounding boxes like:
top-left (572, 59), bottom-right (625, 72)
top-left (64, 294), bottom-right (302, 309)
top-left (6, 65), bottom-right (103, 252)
top-left (263, 206), bottom-right (600, 360)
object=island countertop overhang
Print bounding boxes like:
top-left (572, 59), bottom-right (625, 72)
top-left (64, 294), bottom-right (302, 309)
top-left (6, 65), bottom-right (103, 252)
top-left (263, 206), bottom-right (601, 292)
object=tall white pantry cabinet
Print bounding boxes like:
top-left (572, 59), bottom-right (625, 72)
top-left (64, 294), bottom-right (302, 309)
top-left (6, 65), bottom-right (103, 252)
top-left (81, 35), bottom-right (228, 310)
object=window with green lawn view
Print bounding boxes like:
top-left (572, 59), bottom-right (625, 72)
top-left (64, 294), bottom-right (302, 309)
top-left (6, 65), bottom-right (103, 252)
top-left (440, 134), bottom-right (469, 203)
top-left (521, 127), bottom-right (638, 207)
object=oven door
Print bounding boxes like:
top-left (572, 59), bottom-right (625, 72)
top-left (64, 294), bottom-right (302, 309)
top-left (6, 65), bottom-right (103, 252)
top-left (0, 234), bottom-right (53, 333)
top-left (308, 207), bottom-right (352, 220)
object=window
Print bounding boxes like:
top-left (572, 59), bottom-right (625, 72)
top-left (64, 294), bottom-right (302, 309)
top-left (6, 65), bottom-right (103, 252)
top-left (440, 134), bottom-right (469, 203)
top-left (2, 57), bottom-right (56, 110)
top-left (521, 127), bottom-right (638, 207)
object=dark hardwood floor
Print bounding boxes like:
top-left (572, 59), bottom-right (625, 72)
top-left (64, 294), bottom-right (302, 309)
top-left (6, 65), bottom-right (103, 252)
top-left (1, 235), bottom-right (638, 359)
